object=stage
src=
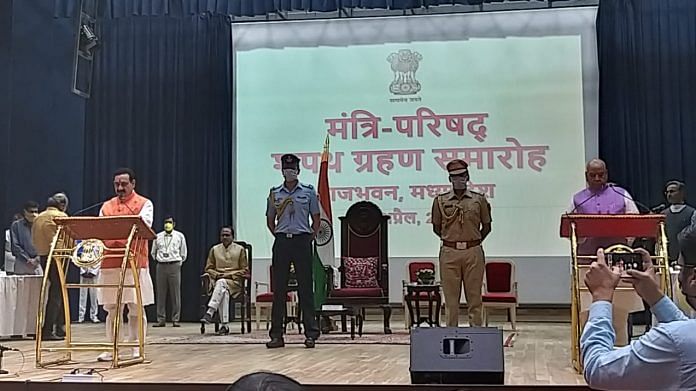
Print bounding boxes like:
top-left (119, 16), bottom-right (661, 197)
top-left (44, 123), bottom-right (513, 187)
top-left (0, 312), bottom-right (585, 386)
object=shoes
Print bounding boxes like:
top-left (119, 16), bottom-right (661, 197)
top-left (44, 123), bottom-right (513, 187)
top-left (153, 322), bottom-right (166, 328)
top-left (200, 313), bottom-right (213, 324)
top-left (97, 352), bottom-right (113, 362)
top-left (217, 326), bottom-right (229, 335)
top-left (43, 333), bottom-right (64, 341)
top-left (266, 338), bottom-right (285, 349)
top-left (77, 319), bottom-right (85, 324)
top-left (91, 318), bottom-right (100, 323)
top-left (304, 338), bottom-right (316, 348)
top-left (55, 327), bottom-right (66, 338)
top-left (172, 322), bottom-right (180, 328)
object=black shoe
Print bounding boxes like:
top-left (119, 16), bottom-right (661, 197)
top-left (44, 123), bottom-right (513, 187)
top-left (304, 337), bottom-right (316, 348)
top-left (217, 326), bottom-right (229, 335)
top-left (43, 333), bottom-right (64, 341)
top-left (266, 338), bottom-right (285, 349)
top-left (153, 322), bottom-right (166, 328)
top-left (200, 313), bottom-right (213, 324)
top-left (55, 327), bottom-right (66, 338)
top-left (172, 322), bottom-right (180, 328)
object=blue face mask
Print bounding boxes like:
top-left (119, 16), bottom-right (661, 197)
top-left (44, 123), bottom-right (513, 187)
top-left (282, 168), bottom-right (299, 181)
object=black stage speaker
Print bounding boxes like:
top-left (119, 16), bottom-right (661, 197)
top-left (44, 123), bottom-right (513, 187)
top-left (410, 327), bottom-right (504, 384)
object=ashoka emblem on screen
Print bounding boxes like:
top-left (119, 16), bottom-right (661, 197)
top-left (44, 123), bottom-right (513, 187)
top-left (387, 49), bottom-right (423, 95)
top-left (316, 218), bottom-right (333, 246)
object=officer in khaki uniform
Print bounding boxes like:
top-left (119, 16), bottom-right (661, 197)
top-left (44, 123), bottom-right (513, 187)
top-left (431, 159), bottom-right (492, 327)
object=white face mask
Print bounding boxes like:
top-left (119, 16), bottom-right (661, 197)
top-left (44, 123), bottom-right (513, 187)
top-left (450, 176), bottom-right (468, 190)
top-left (282, 168), bottom-right (299, 181)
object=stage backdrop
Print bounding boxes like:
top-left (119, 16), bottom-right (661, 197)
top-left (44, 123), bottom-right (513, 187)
top-left (232, 7), bottom-right (599, 304)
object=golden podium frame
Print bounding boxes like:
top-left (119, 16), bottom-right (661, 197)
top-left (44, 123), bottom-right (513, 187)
top-left (35, 216), bottom-right (155, 368)
top-left (560, 214), bottom-right (672, 373)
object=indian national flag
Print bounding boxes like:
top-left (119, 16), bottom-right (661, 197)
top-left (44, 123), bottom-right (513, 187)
top-left (313, 136), bottom-right (335, 309)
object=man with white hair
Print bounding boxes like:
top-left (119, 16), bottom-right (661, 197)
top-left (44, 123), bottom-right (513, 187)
top-left (32, 192), bottom-right (70, 340)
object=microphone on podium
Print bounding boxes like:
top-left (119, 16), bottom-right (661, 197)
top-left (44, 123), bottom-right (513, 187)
top-left (607, 184), bottom-right (653, 214)
top-left (72, 200), bottom-right (106, 216)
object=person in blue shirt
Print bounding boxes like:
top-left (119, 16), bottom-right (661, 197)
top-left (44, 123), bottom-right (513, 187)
top-left (265, 154), bottom-right (321, 349)
top-left (581, 234), bottom-right (696, 390)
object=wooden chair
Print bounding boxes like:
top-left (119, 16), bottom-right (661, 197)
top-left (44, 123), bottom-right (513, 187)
top-left (325, 201), bottom-right (392, 335)
top-left (482, 259), bottom-right (518, 331)
top-left (199, 241), bottom-right (252, 334)
top-left (254, 264), bottom-right (298, 331)
top-left (402, 260), bottom-right (437, 329)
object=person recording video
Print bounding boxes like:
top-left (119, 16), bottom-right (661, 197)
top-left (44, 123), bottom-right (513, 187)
top-left (581, 233), bottom-right (696, 391)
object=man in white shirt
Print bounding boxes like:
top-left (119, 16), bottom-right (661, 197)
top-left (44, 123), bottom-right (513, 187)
top-left (78, 262), bottom-right (101, 323)
top-left (151, 216), bottom-right (188, 327)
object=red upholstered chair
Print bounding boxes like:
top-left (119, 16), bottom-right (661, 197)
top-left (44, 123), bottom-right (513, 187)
top-left (482, 259), bottom-right (518, 330)
top-left (325, 201), bottom-right (392, 335)
top-left (402, 260), bottom-right (437, 329)
top-left (254, 265), bottom-right (297, 331)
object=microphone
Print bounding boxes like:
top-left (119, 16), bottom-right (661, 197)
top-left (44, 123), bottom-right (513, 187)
top-left (607, 184), bottom-right (653, 213)
top-left (0, 345), bottom-right (19, 352)
top-left (650, 203), bottom-right (667, 213)
top-left (72, 200), bottom-right (106, 216)
top-left (568, 192), bottom-right (598, 214)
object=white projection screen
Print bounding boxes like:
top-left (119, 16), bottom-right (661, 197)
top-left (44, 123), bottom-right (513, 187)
top-left (232, 7), bottom-right (598, 304)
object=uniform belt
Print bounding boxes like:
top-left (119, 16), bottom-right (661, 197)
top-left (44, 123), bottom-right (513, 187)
top-left (442, 239), bottom-right (481, 250)
top-left (275, 233), bottom-right (311, 239)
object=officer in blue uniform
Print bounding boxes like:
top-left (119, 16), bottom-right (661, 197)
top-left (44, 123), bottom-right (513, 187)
top-left (265, 153), bottom-right (321, 348)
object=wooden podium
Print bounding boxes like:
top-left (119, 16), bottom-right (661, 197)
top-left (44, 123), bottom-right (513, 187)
top-left (559, 214), bottom-right (671, 373)
top-left (35, 216), bottom-right (155, 368)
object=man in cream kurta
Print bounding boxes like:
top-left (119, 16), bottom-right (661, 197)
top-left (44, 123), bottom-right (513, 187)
top-left (97, 167), bottom-right (155, 362)
top-left (200, 227), bottom-right (248, 335)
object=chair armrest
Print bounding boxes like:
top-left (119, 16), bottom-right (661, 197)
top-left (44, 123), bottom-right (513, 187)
top-left (324, 266), bottom-right (336, 293)
top-left (254, 281), bottom-right (269, 296)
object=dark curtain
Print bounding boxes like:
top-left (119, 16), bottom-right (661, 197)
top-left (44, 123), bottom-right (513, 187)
top-left (83, 14), bottom-right (233, 321)
top-left (597, 0), bottom-right (696, 207)
top-left (54, 0), bottom-right (573, 18)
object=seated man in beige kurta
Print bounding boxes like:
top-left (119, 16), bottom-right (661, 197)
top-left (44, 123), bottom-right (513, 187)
top-left (200, 227), bottom-right (248, 335)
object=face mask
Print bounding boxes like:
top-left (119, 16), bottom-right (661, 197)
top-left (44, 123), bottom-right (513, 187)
top-left (450, 177), bottom-right (468, 190)
top-left (283, 168), bottom-right (299, 181)
top-left (164, 222), bottom-right (174, 232)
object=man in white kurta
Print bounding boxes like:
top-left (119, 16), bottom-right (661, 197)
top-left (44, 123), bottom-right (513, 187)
top-left (96, 168), bottom-right (155, 362)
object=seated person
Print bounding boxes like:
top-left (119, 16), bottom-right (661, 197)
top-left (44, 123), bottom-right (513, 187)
top-left (200, 227), bottom-right (249, 335)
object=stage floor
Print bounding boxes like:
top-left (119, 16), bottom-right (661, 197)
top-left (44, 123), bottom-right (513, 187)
top-left (0, 316), bottom-right (585, 385)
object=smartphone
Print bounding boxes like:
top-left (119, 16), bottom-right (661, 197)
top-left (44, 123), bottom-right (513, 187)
top-left (606, 252), bottom-right (644, 272)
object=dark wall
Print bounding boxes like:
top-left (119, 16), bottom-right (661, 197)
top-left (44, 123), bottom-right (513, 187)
top-left (5, 0), bottom-right (86, 222)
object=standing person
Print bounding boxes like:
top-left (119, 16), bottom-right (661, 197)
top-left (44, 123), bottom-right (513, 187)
top-left (96, 168), bottom-right (155, 361)
top-left (151, 215), bottom-right (188, 327)
top-left (10, 201), bottom-right (40, 275)
top-left (4, 214), bottom-right (22, 274)
top-left (568, 158), bottom-right (641, 346)
top-left (32, 193), bottom-right (69, 340)
top-left (78, 262), bottom-right (100, 323)
top-left (431, 159), bottom-right (492, 327)
top-left (661, 181), bottom-right (695, 264)
top-left (265, 154), bottom-right (320, 349)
